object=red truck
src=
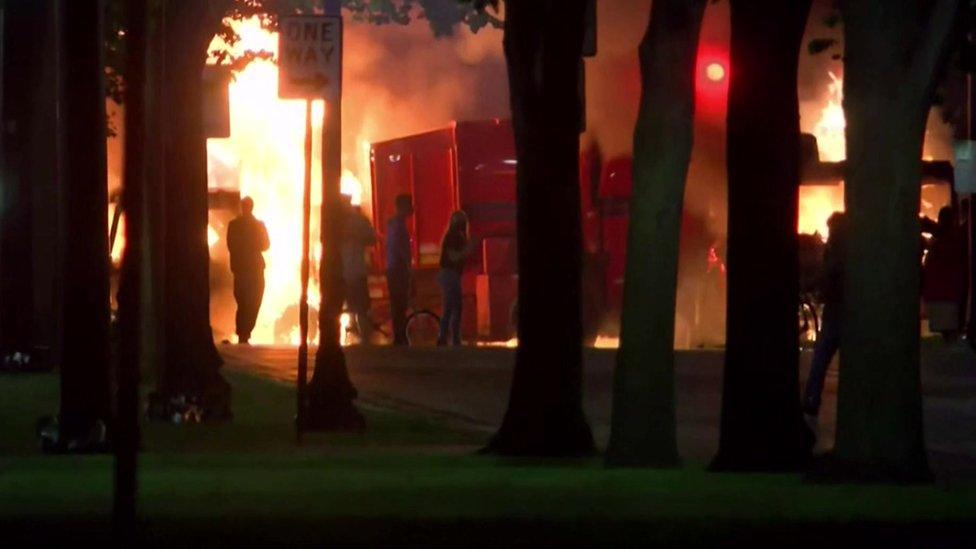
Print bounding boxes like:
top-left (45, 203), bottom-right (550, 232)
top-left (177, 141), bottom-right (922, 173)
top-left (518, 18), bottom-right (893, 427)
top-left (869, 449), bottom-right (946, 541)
top-left (366, 119), bottom-right (694, 344)
top-left (367, 119), bottom-right (518, 343)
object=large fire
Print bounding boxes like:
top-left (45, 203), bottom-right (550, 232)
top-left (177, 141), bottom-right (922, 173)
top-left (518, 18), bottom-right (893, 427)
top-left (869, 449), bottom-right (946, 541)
top-left (799, 71), bottom-right (951, 241)
top-left (812, 71), bottom-right (845, 163)
top-left (798, 71), bottom-right (847, 240)
top-left (798, 184), bottom-right (844, 239)
top-left (207, 18), bottom-right (365, 345)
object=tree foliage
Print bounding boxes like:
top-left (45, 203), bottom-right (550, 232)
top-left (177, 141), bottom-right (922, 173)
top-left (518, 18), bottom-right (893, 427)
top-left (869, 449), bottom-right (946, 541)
top-left (105, 0), bottom-right (501, 99)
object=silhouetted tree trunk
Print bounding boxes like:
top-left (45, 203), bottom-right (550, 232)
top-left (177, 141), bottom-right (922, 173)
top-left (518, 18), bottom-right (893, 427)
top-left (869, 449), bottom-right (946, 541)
top-left (711, 0), bottom-right (813, 472)
top-left (830, 0), bottom-right (959, 482)
top-left (606, 0), bottom-right (706, 468)
top-left (157, 1), bottom-right (230, 417)
top-left (144, 0), bottom-right (169, 381)
top-left (484, 0), bottom-right (595, 457)
top-left (115, 0), bottom-right (147, 534)
top-left (0, 1), bottom-right (41, 361)
top-left (59, 0), bottom-right (113, 444)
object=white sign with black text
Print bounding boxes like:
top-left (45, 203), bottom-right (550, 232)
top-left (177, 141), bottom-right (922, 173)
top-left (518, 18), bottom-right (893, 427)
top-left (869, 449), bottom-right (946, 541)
top-left (278, 15), bottom-right (342, 101)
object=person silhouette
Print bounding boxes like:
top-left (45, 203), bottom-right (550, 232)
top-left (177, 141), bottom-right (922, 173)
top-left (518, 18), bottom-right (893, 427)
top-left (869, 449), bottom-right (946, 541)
top-left (386, 194), bottom-right (414, 345)
top-left (226, 196), bottom-right (270, 344)
top-left (437, 211), bottom-right (474, 346)
top-left (341, 194), bottom-right (377, 343)
top-left (803, 212), bottom-right (846, 426)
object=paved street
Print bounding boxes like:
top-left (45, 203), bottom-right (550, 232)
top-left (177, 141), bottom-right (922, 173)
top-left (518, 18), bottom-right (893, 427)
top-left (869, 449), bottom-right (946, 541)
top-left (221, 342), bottom-right (976, 473)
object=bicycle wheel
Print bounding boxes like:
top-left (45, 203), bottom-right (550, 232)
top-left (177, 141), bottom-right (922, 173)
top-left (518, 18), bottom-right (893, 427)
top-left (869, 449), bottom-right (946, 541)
top-left (406, 310), bottom-right (441, 347)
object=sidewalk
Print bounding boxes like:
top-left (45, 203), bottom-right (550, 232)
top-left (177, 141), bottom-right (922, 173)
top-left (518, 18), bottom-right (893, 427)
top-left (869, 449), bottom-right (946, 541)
top-left (221, 341), bottom-right (976, 475)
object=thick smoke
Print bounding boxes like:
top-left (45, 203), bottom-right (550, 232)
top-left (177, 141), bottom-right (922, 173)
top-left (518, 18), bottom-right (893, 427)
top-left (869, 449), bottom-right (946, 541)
top-left (340, 15), bottom-right (509, 216)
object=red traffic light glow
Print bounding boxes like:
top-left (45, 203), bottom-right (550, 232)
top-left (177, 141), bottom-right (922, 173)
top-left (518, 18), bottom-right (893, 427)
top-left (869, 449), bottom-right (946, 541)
top-left (705, 62), bottom-right (726, 83)
top-left (695, 46), bottom-right (729, 120)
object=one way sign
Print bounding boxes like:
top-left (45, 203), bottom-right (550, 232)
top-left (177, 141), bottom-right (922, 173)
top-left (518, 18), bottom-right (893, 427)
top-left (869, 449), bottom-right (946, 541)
top-left (278, 15), bottom-right (342, 101)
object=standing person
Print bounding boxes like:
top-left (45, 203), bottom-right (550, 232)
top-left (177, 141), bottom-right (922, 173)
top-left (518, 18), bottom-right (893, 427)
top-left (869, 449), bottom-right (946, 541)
top-left (923, 206), bottom-right (967, 342)
top-left (227, 196), bottom-right (270, 344)
top-left (386, 194), bottom-right (414, 345)
top-left (802, 212), bottom-right (846, 426)
top-left (437, 211), bottom-right (474, 346)
top-left (341, 195), bottom-right (376, 343)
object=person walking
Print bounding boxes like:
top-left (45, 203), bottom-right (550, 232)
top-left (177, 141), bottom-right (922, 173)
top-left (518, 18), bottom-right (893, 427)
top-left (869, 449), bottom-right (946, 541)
top-left (803, 212), bottom-right (846, 426)
top-left (437, 211), bottom-right (474, 346)
top-left (341, 195), bottom-right (376, 343)
top-left (923, 206), bottom-right (967, 342)
top-left (227, 196), bottom-right (270, 344)
top-left (386, 194), bottom-right (413, 346)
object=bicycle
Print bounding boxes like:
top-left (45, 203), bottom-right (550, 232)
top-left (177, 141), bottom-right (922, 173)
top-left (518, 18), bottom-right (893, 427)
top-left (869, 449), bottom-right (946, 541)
top-left (342, 305), bottom-right (441, 347)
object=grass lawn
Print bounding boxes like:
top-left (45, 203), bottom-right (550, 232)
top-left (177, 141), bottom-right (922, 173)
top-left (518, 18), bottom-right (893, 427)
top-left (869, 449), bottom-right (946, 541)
top-left (1, 370), bottom-right (975, 545)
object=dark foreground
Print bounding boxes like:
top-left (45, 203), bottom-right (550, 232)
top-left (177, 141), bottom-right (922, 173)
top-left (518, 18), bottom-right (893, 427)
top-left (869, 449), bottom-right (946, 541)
top-left (0, 345), bottom-right (974, 545)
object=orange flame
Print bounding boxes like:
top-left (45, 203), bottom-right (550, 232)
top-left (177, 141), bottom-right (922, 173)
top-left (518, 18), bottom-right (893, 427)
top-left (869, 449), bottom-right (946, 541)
top-left (207, 18), bottom-right (367, 345)
top-left (798, 184), bottom-right (845, 241)
top-left (812, 71), bottom-right (845, 162)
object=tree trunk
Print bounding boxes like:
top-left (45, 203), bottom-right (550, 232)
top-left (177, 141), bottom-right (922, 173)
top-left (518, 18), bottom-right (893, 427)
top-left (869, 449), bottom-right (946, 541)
top-left (484, 0), bottom-right (595, 457)
top-left (711, 0), bottom-right (813, 472)
top-left (830, 0), bottom-right (959, 482)
top-left (144, 0), bottom-right (169, 382)
top-left (115, 0), bottom-right (148, 532)
top-left (606, 0), bottom-right (706, 468)
top-left (0, 1), bottom-right (40, 361)
top-left (156, 1), bottom-right (230, 419)
top-left (59, 0), bottom-right (113, 444)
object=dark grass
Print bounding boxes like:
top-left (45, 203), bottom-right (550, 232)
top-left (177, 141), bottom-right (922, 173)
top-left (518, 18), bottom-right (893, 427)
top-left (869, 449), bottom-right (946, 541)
top-left (2, 370), bottom-right (975, 545)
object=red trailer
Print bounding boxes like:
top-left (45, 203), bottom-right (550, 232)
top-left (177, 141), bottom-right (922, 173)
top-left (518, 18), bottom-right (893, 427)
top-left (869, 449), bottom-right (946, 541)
top-left (366, 120), bottom-right (673, 343)
top-left (366, 109), bottom-right (958, 346)
top-left (366, 120), bottom-right (723, 345)
top-left (368, 119), bottom-right (519, 342)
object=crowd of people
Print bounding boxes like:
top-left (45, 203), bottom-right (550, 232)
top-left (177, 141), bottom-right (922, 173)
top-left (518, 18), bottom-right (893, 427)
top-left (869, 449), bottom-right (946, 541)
top-left (223, 197), bottom-right (970, 360)
top-left (225, 193), bottom-right (474, 347)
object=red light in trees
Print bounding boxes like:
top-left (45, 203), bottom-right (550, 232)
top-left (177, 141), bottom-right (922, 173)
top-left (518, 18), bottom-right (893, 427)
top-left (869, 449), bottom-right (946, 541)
top-left (705, 62), bottom-right (726, 83)
top-left (696, 46), bottom-right (729, 120)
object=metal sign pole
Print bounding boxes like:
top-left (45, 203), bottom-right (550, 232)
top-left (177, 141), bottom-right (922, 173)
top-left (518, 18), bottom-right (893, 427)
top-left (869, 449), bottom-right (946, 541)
top-left (297, 99), bottom-right (313, 443)
top-left (280, 7), bottom-right (342, 440)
